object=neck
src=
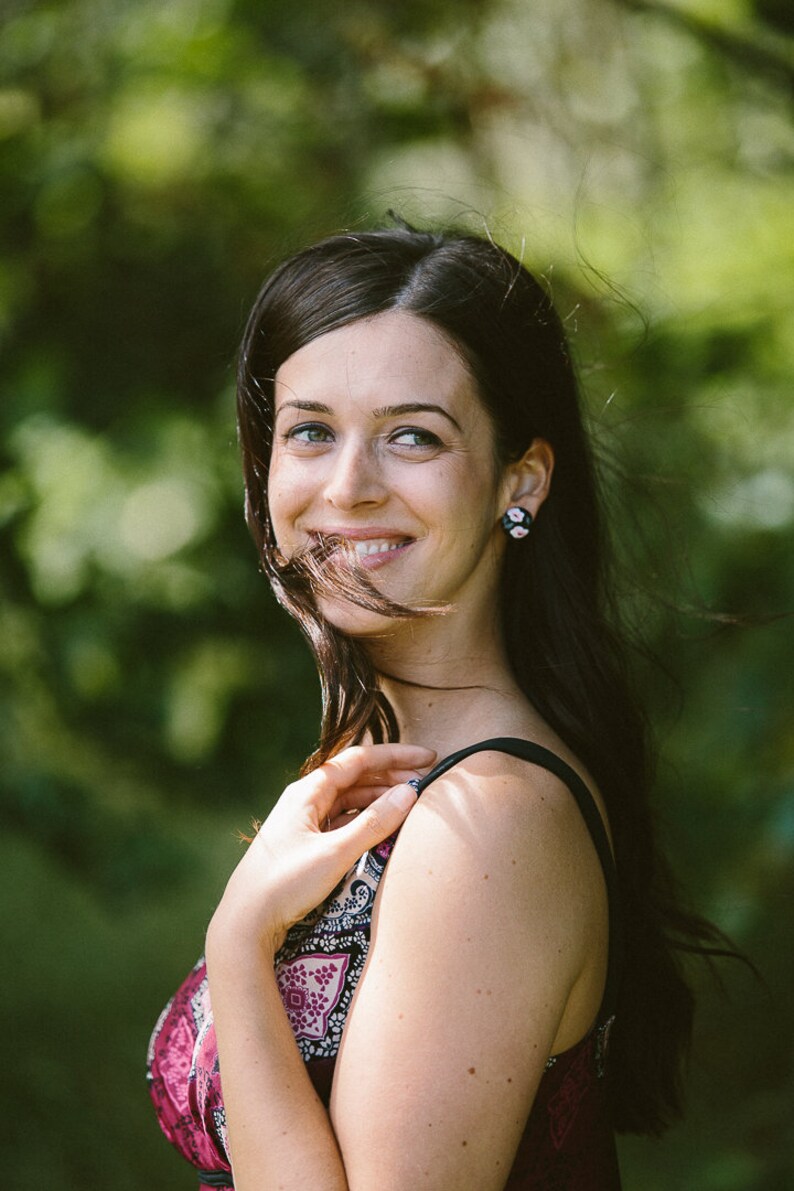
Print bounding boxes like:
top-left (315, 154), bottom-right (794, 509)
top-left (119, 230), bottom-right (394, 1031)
top-left (361, 605), bottom-right (529, 757)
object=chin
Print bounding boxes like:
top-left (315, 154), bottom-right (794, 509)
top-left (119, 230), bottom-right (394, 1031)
top-left (317, 598), bottom-right (406, 639)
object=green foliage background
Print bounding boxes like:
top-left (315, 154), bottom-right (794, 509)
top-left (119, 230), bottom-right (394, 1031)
top-left (1, 1), bottom-right (792, 1186)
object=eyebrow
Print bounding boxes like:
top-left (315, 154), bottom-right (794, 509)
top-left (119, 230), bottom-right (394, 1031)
top-left (275, 400), bottom-right (462, 433)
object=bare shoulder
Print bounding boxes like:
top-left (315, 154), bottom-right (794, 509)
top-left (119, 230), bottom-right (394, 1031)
top-left (362, 742), bottom-right (610, 1029)
top-left (395, 744), bottom-right (608, 893)
top-left (377, 743), bottom-right (611, 1037)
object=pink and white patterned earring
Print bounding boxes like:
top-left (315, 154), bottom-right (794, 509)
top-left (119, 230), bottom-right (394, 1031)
top-left (500, 506), bottom-right (533, 539)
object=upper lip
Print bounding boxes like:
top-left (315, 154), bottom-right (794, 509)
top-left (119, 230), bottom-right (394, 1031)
top-left (309, 527), bottom-right (414, 542)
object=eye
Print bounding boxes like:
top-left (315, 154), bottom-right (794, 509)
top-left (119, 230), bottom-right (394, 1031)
top-left (388, 427), bottom-right (443, 450)
top-left (283, 422), bottom-right (334, 446)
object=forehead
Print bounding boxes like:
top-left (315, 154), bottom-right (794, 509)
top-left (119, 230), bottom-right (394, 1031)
top-left (273, 310), bottom-right (482, 418)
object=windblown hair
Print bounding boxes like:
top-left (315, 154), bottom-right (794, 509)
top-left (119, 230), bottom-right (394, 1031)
top-left (237, 222), bottom-right (728, 1136)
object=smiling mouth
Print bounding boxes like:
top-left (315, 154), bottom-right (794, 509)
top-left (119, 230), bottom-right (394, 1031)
top-left (309, 532), bottom-right (414, 564)
top-left (351, 539), bottom-right (411, 557)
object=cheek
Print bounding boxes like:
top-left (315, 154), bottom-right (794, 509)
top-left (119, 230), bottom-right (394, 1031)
top-left (431, 459), bottom-right (502, 531)
top-left (267, 464), bottom-right (303, 545)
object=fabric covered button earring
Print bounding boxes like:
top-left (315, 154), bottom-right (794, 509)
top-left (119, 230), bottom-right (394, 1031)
top-left (501, 506), bottom-right (533, 539)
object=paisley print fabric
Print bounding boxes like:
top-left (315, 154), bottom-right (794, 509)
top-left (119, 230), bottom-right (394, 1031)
top-left (273, 837), bottom-right (394, 1061)
top-left (147, 739), bottom-right (622, 1190)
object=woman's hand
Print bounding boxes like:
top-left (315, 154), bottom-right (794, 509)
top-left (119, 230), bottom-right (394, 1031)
top-left (207, 743), bottom-right (435, 958)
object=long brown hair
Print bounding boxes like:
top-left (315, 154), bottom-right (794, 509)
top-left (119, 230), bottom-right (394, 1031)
top-left (237, 223), bottom-right (733, 1135)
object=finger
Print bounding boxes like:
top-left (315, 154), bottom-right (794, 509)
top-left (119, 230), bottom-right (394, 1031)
top-left (347, 766), bottom-right (432, 788)
top-left (323, 782), bottom-right (419, 859)
top-left (319, 789), bottom-right (392, 827)
top-left (320, 744), bottom-right (434, 787)
top-left (303, 745), bottom-right (434, 814)
top-left (333, 770), bottom-right (426, 811)
top-left (326, 809), bottom-right (361, 832)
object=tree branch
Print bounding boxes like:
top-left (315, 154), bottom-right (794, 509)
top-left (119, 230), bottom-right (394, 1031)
top-left (613, 0), bottom-right (794, 100)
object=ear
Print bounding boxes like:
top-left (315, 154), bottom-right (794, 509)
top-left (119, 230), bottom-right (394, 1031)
top-left (500, 438), bottom-right (554, 520)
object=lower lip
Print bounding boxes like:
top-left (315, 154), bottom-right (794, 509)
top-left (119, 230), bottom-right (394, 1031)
top-left (356, 541), bottom-right (414, 570)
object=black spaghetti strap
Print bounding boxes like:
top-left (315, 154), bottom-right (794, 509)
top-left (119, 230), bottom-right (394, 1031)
top-left (415, 737), bottom-right (623, 1023)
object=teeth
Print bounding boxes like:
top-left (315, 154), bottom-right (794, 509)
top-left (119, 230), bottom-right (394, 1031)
top-left (352, 540), bottom-right (406, 556)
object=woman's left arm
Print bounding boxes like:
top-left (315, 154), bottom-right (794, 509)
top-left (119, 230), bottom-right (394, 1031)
top-left (205, 744), bottom-right (435, 1191)
top-left (329, 752), bottom-right (606, 1190)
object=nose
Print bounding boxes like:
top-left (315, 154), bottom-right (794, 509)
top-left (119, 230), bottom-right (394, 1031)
top-left (323, 437), bottom-right (386, 510)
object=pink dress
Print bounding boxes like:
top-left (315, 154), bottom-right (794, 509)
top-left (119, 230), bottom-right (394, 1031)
top-left (147, 738), bottom-right (623, 1189)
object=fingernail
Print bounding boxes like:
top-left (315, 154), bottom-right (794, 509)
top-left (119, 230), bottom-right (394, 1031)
top-left (387, 783), bottom-right (418, 813)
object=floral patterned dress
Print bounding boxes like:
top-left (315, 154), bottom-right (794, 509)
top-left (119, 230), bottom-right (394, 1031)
top-left (147, 738), bottom-right (623, 1190)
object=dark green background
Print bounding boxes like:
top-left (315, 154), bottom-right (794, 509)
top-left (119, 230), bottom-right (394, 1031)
top-left (2, 1), bottom-right (792, 1186)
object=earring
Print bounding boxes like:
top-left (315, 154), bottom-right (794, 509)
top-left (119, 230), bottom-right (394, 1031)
top-left (501, 506), bottom-right (533, 539)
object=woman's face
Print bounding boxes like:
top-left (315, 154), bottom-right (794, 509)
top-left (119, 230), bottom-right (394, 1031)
top-left (268, 310), bottom-right (514, 635)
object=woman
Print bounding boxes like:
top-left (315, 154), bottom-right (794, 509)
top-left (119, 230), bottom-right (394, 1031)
top-left (148, 225), bottom-right (717, 1189)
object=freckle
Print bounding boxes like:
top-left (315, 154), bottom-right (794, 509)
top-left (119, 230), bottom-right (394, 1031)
top-left (427, 869), bottom-right (433, 875)
top-left (468, 1066), bottom-right (476, 1075)
top-left (486, 989), bottom-right (492, 996)
top-left (475, 988), bottom-right (482, 995)
top-left (483, 873), bottom-right (489, 880)
top-left (511, 858), bottom-right (516, 865)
